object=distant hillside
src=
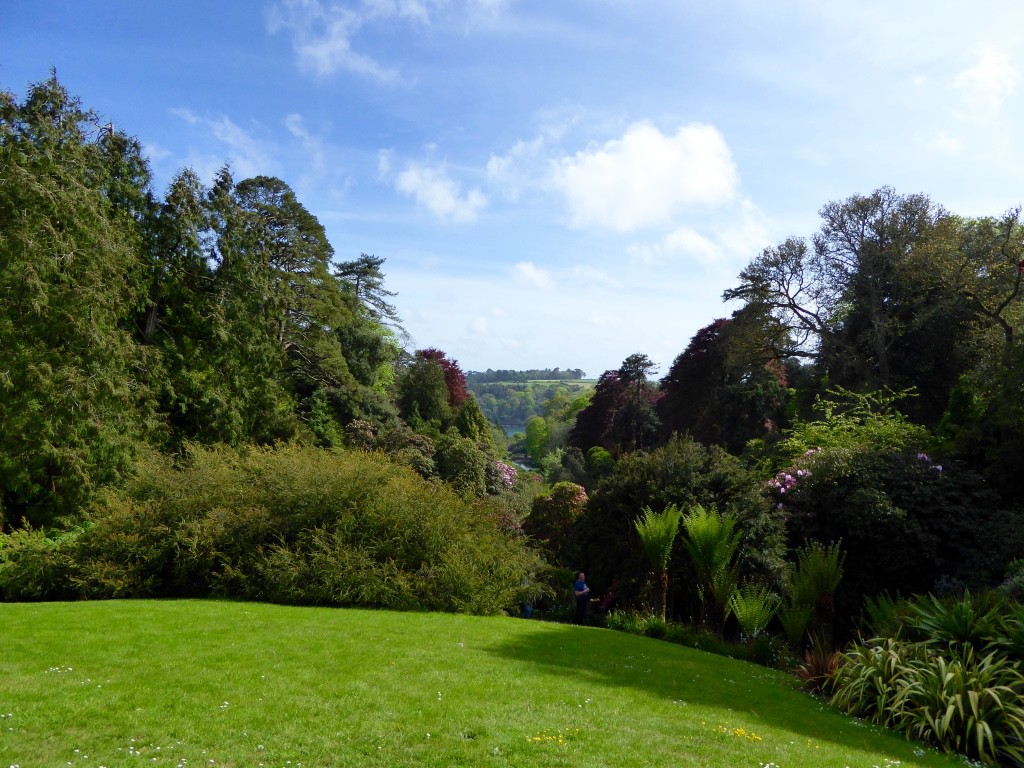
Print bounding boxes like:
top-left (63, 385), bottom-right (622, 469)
top-left (466, 371), bottom-right (594, 433)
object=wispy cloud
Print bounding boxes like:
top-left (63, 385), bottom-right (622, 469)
top-left (284, 113), bottom-right (326, 174)
top-left (266, 0), bottom-right (401, 80)
top-left (550, 122), bottom-right (740, 233)
top-left (171, 108), bottom-right (273, 180)
top-left (393, 162), bottom-right (488, 223)
top-left (513, 261), bottom-right (554, 291)
top-left (267, 0), bottom-right (509, 80)
top-left (486, 136), bottom-right (545, 201)
top-left (953, 46), bottom-right (1019, 119)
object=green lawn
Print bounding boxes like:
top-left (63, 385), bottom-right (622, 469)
top-left (1, 600), bottom-right (961, 768)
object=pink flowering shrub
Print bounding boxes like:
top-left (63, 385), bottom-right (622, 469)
top-left (768, 448), bottom-right (817, 509)
top-left (494, 461), bottom-right (518, 490)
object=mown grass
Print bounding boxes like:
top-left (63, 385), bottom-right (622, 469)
top-left (1, 600), bottom-right (962, 768)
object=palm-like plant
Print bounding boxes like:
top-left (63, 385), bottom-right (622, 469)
top-left (633, 503), bottom-right (683, 622)
top-left (680, 504), bottom-right (740, 628)
top-left (908, 591), bottom-right (1006, 652)
top-left (786, 540), bottom-right (844, 645)
top-left (727, 583), bottom-right (781, 639)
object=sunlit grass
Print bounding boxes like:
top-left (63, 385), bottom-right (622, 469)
top-left (0, 600), bottom-right (963, 767)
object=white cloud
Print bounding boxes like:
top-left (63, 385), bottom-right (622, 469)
top-left (513, 261), bottom-right (554, 291)
top-left (266, 0), bottom-right (400, 80)
top-left (550, 122), bottom-right (740, 232)
top-left (394, 162), bottom-right (488, 222)
top-left (628, 227), bottom-right (719, 266)
top-left (626, 198), bottom-right (770, 267)
top-left (953, 47), bottom-right (1019, 118)
top-left (470, 315), bottom-right (490, 334)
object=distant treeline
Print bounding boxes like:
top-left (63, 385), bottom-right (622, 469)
top-left (466, 368), bottom-right (587, 384)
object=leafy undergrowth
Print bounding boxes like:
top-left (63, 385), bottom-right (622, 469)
top-left (0, 600), bottom-right (963, 768)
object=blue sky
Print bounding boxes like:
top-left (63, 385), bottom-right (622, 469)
top-left (4, 1), bottom-right (1024, 378)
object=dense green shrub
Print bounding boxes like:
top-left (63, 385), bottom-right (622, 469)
top-left (780, 448), bottom-right (1021, 635)
top-left (434, 431), bottom-right (488, 497)
top-left (579, 436), bottom-right (786, 617)
top-left (70, 493), bottom-right (185, 598)
top-left (523, 482), bottom-right (588, 567)
top-left (0, 444), bottom-right (545, 614)
top-left (0, 527), bottom-right (75, 600)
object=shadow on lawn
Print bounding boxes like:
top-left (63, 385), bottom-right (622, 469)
top-left (482, 622), bottom-right (953, 765)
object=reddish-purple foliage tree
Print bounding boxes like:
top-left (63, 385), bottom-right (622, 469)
top-left (418, 348), bottom-right (469, 407)
top-left (569, 354), bottom-right (662, 456)
top-left (658, 318), bottom-right (789, 452)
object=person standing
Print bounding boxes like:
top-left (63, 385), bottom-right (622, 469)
top-left (573, 571), bottom-right (590, 623)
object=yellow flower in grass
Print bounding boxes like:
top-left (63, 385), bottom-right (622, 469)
top-left (714, 724), bottom-right (763, 742)
top-left (526, 727), bottom-right (582, 746)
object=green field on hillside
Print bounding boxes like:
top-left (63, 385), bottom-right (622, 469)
top-left (1, 601), bottom-right (961, 767)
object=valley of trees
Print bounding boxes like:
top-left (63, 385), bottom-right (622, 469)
top-left (4, 73), bottom-right (1023, 609)
top-left (467, 376), bottom-right (593, 438)
top-left (3, 73), bottom-right (1024, 681)
top-left (6, 72), bottom-right (1024, 764)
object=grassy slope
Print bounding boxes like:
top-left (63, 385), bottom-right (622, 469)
top-left (1, 601), bottom-right (960, 768)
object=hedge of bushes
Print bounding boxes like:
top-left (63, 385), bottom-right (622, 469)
top-left (0, 443), bottom-right (546, 615)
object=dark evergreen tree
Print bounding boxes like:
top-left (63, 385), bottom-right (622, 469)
top-left (569, 354), bottom-right (661, 456)
top-left (0, 75), bottom-right (147, 528)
